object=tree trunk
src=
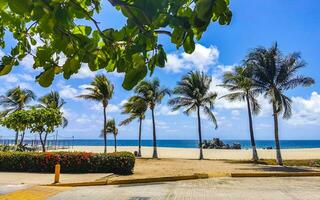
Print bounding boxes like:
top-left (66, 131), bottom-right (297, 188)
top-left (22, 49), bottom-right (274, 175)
top-left (138, 117), bottom-right (142, 157)
top-left (39, 132), bottom-right (46, 152)
top-left (246, 94), bottom-right (259, 162)
top-left (19, 131), bottom-right (26, 146)
top-left (114, 134), bottom-right (117, 152)
top-left (151, 107), bottom-right (158, 158)
top-left (197, 106), bottom-right (204, 160)
top-left (14, 131), bottom-right (19, 145)
top-left (103, 106), bottom-right (107, 154)
top-left (272, 102), bottom-right (283, 165)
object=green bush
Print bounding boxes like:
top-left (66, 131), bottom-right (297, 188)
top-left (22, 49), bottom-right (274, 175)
top-left (315, 160), bottom-right (320, 167)
top-left (0, 151), bottom-right (135, 174)
top-left (0, 144), bottom-right (37, 152)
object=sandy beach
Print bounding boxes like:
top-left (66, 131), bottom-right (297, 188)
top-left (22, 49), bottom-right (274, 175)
top-left (66, 146), bottom-right (320, 160)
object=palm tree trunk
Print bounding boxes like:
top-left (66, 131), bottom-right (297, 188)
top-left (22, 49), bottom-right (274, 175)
top-left (19, 131), bottom-right (26, 146)
top-left (114, 134), bottom-right (117, 152)
top-left (103, 106), bottom-right (107, 154)
top-left (39, 132), bottom-right (46, 152)
top-left (14, 131), bottom-right (19, 145)
top-left (151, 107), bottom-right (158, 158)
top-left (246, 94), bottom-right (259, 162)
top-left (197, 106), bottom-right (204, 160)
top-left (272, 102), bottom-right (283, 165)
top-left (138, 117), bottom-right (142, 157)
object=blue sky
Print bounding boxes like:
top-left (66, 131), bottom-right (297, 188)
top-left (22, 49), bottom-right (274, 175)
top-left (0, 0), bottom-right (319, 141)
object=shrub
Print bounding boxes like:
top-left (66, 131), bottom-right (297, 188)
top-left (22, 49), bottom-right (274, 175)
top-left (0, 151), bottom-right (135, 174)
top-left (315, 160), bottom-right (320, 167)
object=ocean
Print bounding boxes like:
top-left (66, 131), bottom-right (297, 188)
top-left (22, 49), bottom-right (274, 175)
top-left (35, 139), bottom-right (320, 149)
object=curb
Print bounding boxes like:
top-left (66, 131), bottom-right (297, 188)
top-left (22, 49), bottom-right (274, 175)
top-left (47, 171), bottom-right (320, 187)
top-left (231, 172), bottom-right (320, 177)
top-left (48, 173), bottom-right (210, 187)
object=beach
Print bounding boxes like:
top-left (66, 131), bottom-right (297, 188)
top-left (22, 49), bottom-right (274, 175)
top-left (67, 146), bottom-right (320, 160)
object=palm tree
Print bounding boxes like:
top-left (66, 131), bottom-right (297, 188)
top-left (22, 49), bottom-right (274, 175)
top-left (78, 75), bottom-right (114, 153)
top-left (120, 96), bottom-right (147, 157)
top-left (220, 66), bottom-right (260, 162)
top-left (38, 91), bottom-right (68, 128)
top-left (105, 119), bottom-right (118, 152)
top-left (168, 71), bottom-right (218, 160)
top-left (0, 86), bottom-right (36, 144)
top-left (246, 43), bottom-right (315, 165)
top-left (135, 79), bottom-right (170, 158)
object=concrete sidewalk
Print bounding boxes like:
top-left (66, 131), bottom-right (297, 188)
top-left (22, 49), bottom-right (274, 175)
top-left (0, 172), bottom-right (112, 185)
top-left (48, 177), bottom-right (320, 200)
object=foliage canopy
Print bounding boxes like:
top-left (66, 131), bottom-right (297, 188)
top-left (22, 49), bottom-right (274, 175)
top-left (0, 0), bottom-right (232, 89)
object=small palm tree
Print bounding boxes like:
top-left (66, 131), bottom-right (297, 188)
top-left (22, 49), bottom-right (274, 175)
top-left (220, 66), bottom-right (260, 161)
top-left (38, 91), bottom-right (68, 128)
top-left (169, 71), bottom-right (218, 160)
top-left (0, 86), bottom-right (36, 144)
top-left (135, 79), bottom-right (170, 158)
top-left (120, 96), bottom-right (147, 157)
top-left (246, 43), bottom-right (315, 165)
top-left (105, 119), bottom-right (118, 152)
top-left (78, 75), bottom-right (114, 153)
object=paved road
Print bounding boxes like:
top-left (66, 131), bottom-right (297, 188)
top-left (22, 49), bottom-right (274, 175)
top-left (49, 177), bottom-right (320, 200)
top-left (0, 184), bottom-right (30, 195)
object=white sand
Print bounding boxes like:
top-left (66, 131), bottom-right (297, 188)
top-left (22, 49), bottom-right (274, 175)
top-left (65, 146), bottom-right (320, 160)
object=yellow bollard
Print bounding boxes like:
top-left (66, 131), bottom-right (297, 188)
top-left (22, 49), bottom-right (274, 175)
top-left (54, 164), bottom-right (61, 184)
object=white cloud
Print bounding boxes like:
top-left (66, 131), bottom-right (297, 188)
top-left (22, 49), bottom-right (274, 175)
top-left (165, 44), bottom-right (220, 73)
top-left (287, 92), bottom-right (320, 125)
top-left (20, 54), bottom-right (36, 71)
top-left (231, 110), bottom-right (241, 117)
top-left (119, 99), bottom-right (128, 107)
top-left (72, 64), bottom-right (96, 79)
top-left (107, 104), bottom-right (120, 112)
top-left (156, 105), bottom-right (180, 116)
top-left (0, 74), bottom-right (19, 83)
top-left (89, 102), bottom-right (120, 113)
top-left (58, 83), bottom-right (79, 100)
top-left (165, 54), bottom-right (186, 73)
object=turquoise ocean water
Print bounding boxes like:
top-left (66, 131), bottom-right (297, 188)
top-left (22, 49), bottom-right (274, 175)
top-left (43, 139), bottom-right (320, 149)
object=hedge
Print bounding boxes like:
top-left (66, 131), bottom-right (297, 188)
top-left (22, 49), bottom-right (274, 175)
top-left (0, 151), bottom-right (135, 174)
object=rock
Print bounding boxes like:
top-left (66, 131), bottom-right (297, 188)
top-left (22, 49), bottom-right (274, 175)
top-left (202, 138), bottom-right (241, 149)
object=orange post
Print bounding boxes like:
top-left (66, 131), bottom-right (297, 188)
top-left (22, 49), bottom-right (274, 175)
top-left (54, 164), bottom-right (61, 183)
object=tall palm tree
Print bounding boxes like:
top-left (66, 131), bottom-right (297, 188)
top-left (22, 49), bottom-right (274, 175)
top-left (120, 96), bottom-right (147, 157)
top-left (105, 119), bottom-right (118, 152)
top-left (246, 43), bottom-right (315, 165)
top-left (168, 71), bottom-right (218, 160)
top-left (38, 91), bottom-right (68, 128)
top-left (220, 66), bottom-right (261, 162)
top-left (0, 86), bottom-right (36, 144)
top-left (135, 79), bottom-right (170, 158)
top-left (78, 75), bottom-right (114, 153)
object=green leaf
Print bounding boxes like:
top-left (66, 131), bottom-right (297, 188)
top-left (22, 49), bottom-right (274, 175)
top-left (183, 33), bottom-right (195, 54)
top-left (157, 46), bottom-right (166, 67)
top-left (123, 65), bottom-right (147, 90)
top-left (0, 0), bottom-right (8, 10)
top-left (36, 67), bottom-right (55, 88)
top-left (0, 64), bottom-right (13, 75)
top-left (63, 56), bottom-right (81, 79)
top-left (171, 28), bottom-right (186, 47)
top-left (123, 54), bottom-right (147, 90)
top-left (8, 0), bottom-right (32, 15)
top-left (196, 0), bottom-right (214, 21)
top-left (132, 53), bottom-right (145, 69)
top-left (73, 26), bottom-right (92, 36)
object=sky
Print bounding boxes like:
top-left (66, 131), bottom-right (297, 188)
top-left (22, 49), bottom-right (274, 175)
top-left (0, 0), bottom-right (319, 141)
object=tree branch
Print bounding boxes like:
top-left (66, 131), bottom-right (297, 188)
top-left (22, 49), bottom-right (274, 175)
top-left (154, 30), bottom-right (172, 37)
